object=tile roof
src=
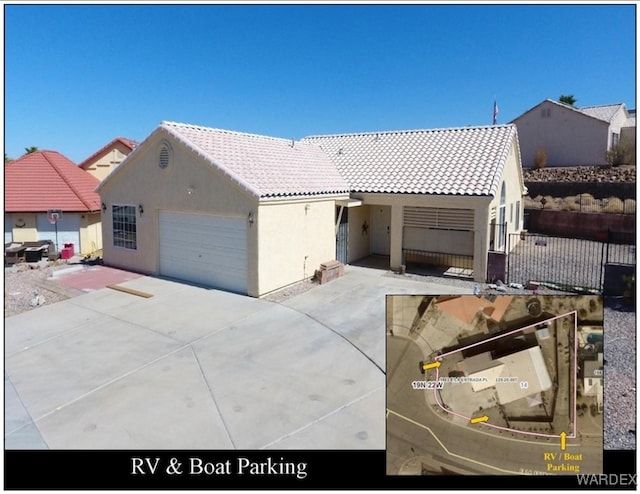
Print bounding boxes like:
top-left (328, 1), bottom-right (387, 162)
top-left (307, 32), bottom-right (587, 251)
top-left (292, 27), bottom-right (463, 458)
top-left (79, 136), bottom-right (138, 170)
top-left (578, 103), bottom-right (625, 123)
top-left (159, 121), bottom-right (351, 199)
top-left (302, 125), bottom-right (518, 196)
top-left (5, 151), bottom-right (101, 212)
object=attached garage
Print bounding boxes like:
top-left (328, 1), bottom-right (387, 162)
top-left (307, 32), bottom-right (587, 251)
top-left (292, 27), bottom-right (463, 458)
top-left (159, 211), bottom-right (248, 295)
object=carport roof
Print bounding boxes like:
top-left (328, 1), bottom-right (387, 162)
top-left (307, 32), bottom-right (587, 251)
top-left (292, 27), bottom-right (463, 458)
top-left (159, 121), bottom-right (351, 199)
top-left (302, 124), bottom-right (518, 196)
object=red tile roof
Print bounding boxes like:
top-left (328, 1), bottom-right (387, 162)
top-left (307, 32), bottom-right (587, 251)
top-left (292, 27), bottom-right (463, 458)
top-left (5, 150), bottom-right (101, 212)
top-left (78, 137), bottom-right (138, 170)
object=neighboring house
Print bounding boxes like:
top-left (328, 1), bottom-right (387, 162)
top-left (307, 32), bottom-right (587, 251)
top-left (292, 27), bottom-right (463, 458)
top-left (511, 99), bottom-right (635, 167)
top-left (97, 121), bottom-right (526, 297)
top-left (434, 295), bottom-right (514, 325)
top-left (4, 150), bottom-right (102, 254)
top-left (79, 137), bottom-right (138, 181)
top-left (582, 353), bottom-right (604, 412)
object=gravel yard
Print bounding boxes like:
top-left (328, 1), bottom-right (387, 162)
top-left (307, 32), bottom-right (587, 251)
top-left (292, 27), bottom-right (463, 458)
top-left (4, 262), bottom-right (75, 318)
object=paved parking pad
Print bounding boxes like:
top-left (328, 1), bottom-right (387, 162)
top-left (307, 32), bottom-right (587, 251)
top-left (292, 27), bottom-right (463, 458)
top-left (5, 265), bottom-right (470, 450)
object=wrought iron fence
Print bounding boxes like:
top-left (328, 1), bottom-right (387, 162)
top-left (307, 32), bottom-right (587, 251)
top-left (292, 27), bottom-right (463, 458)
top-left (526, 195), bottom-right (636, 214)
top-left (507, 233), bottom-right (606, 292)
top-left (507, 230), bottom-right (636, 293)
top-left (605, 230), bottom-right (636, 265)
top-left (402, 249), bottom-right (473, 271)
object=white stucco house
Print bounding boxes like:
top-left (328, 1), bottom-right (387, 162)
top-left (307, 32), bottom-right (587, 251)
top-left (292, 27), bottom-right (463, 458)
top-left (97, 121), bottom-right (526, 297)
top-left (511, 99), bottom-right (635, 167)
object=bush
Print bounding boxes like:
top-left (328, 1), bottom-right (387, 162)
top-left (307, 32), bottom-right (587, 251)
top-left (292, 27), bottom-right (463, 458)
top-left (534, 148), bottom-right (548, 169)
top-left (606, 143), bottom-right (633, 167)
top-left (603, 197), bottom-right (625, 213)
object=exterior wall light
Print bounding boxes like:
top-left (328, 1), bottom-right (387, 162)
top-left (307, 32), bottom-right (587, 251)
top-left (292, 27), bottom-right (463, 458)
top-left (102, 202), bottom-right (107, 213)
top-left (139, 204), bottom-right (144, 215)
top-left (248, 212), bottom-right (254, 226)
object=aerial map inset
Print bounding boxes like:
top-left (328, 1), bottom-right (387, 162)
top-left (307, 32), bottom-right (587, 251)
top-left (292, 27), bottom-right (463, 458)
top-left (386, 295), bottom-right (603, 476)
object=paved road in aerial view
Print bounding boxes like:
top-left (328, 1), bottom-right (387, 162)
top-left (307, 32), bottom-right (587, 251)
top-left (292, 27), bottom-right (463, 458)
top-left (386, 335), bottom-right (603, 476)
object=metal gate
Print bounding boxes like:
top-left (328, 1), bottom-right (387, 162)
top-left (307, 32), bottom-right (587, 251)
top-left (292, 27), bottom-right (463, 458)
top-left (336, 208), bottom-right (348, 264)
top-left (507, 233), bottom-right (606, 293)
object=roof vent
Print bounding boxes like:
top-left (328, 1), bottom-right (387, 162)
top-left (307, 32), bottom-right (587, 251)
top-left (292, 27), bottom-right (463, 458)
top-left (158, 141), bottom-right (172, 169)
top-left (337, 148), bottom-right (344, 155)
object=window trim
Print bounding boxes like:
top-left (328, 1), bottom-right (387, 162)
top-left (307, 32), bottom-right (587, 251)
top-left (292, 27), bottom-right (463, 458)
top-left (112, 204), bottom-right (138, 250)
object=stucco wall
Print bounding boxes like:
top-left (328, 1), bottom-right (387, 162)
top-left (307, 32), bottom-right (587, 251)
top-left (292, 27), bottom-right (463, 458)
top-left (80, 212), bottom-right (102, 254)
top-left (514, 102), bottom-right (610, 167)
top-left (256, 198), bottom-right (338, 296)
top-left (8, 213), bottom-right (38, 243)
top-left (99, 130), bottom-right (257, 279)
top-left (488, 141), bottom-right (525, 253)
top-left (83, 143), bottom-right (132, 182)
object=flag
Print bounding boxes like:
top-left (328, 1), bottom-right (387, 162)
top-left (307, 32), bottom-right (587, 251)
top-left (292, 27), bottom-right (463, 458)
top-left (493, 99), bottom-right (499, 125)
top-left (493, 99), bottom-right (499, 124)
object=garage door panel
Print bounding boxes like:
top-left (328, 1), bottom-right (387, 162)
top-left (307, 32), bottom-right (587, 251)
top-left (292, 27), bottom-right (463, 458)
top-left (159, 211), bottom-right (247, 294)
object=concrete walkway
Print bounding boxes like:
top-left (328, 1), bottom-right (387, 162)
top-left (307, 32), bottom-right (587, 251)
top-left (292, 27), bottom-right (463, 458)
top-left (5, 265), bottom-right (470, 450)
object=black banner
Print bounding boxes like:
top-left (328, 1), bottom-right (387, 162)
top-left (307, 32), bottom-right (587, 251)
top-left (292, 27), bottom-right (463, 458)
top-left (3, 449), bottom-right (637, 490)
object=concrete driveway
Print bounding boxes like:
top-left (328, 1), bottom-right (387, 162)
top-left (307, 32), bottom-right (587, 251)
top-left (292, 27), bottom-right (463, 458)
top-left (5, 265), bottom-right (470, 450)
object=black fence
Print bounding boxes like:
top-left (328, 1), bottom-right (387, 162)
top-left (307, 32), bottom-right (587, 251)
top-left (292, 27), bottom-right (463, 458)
top-left (605, 230), bottom-right (636, 265)
top-left (507, 230), bottom-right (636, 293)
top-left (402, 249), bottom-right (473, 271)
top-left (526, 194), bottom-right (636, 214)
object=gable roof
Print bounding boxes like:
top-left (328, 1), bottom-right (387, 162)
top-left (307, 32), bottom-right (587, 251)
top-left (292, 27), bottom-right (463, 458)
top-left (512, 99), bottom-right (627, 125)
top-left (156, 121), bottom-right (350, 199)
top-left (578, 103), bottom-right (626, 123)
top-left (79, 136), bottom-right (138, 170)
top-left (302, 124), bottom-right (519, 196)
top-left (5, 150), bottom-right (101, 212)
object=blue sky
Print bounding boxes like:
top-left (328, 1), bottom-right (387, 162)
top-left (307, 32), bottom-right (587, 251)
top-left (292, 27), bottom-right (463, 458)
top-left (4, 3), bottom-right (636, 163)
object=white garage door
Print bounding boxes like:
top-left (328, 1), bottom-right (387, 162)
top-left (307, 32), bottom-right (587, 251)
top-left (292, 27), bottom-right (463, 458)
top-left (159, 211), bottom-right (248, 294)
top-left (37, 213), bottom-right (81, 252)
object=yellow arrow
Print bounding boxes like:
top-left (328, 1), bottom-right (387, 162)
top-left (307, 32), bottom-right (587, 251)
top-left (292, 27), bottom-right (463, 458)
top-left (560, 432), bottom-right (566, 450)
top-left (421, 361), bottom-right (441, 371)
top-left (470, 415), bottom-right (489, 424)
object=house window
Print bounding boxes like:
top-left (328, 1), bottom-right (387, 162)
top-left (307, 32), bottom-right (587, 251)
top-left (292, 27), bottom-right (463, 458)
top-left (497, 183), bottom-right (506, 251)
top-left (112, 205), bottom-right (137, 250)
top-left (612, 132), bottom-right (620, 148)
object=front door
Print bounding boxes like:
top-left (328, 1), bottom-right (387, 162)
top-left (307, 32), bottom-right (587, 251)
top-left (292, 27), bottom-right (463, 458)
top-left (370, 206), bottom-right (391, 255)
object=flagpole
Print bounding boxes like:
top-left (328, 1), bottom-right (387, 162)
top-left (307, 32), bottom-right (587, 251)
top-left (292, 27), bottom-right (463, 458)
top-left (493, 98), bottom-right (499, 125)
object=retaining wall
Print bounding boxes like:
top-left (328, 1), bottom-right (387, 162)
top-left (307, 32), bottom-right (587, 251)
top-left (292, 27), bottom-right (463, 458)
top-left (524, 209), bottom-right (635, 240)
top-left (525, 182), bottom-right (636, 200)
